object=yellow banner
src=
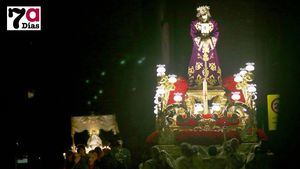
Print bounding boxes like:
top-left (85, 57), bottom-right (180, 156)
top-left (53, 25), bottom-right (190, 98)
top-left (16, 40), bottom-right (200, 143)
top-left (267, 94), bottom-right (279, 131)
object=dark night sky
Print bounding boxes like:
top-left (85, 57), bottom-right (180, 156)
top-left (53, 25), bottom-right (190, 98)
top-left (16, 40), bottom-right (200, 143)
top-left (2, 0), bottom-right (300, 168)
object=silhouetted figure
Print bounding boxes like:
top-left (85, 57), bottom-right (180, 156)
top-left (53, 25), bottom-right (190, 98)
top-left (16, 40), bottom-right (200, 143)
top-left (64, 150), bottom-right (74, 169)
top-left (142, 146), bottom-right (161, 169)
top-left (160, 150), bottom-right (175, 169)
top-left (87, 150), bottom-right (100, 169)
top-left (223, 138), bottom-right (245, 169)
top-left (110, 139), bottom-right (131, 169)
top-left (245, 143), bottom-right (271, 169)
top-left (175, 142), bottom-right (202, 169)
top-left (72, 144), bottom-right (88, 169)
top-left (204, 145), bottom-right (226, 169)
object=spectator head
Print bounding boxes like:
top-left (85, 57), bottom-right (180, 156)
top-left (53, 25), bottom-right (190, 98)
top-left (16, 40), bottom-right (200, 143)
top-left (94, 146), bottom-right (104, 159)
top-left (66, 150), bottom-right (74, 161)
top-left (224, 144), bottom-right (233, 154)
top-left (76, 144), bottom-right (86, 156)
top-left (88, 150), bottom-right (98, 165)
top-left (117, 139), bottom-right (123, 146)
top-left (102, 147), bottom-right (111, 155)
top-left (74, 153), bottom-right (81, 164)
top-left (208, 145), bottom-right (218, 156)
top-left (230, 138), bottom-right (240, 152)
top-left (113, 140), bottom-right (122, 148)
top-left (192, 145), bottom-right (199, 155)
top-left (253, 144), bottom-right (264, 154)
top-left (180, 142), bottom-right (194, 157)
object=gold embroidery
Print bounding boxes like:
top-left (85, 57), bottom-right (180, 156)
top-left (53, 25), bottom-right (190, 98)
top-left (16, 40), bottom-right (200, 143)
top-left (210, 75), bottom-right (215, 78)
top-left (207, 75), bottom-right (217, 85)
top-left (209, 63), bottom-right (216, 71)
top-left (196, 74), bottom-right (202, 85)
top-left (202, 68), bottom-right (209, 77)
top-left (197, 74), bottom-right (202, 81)
top-left (203, 53), bottom-right (209, 61)
top-left (195, 62), bottom-right (203, 70)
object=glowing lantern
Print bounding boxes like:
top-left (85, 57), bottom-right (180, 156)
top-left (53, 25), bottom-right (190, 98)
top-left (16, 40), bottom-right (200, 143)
top-left (247, 84), bottom-right (257, 92)
top-left (231, 92), bottom-right (241, 101)
top-left (245, 62), bottom-right (255, 71)
top-left (156, 64), bottom-right (166, 77)
top-left (168, 74), bottom-right (177, 83)
top-left (234, 74), bottom-right (243, 83)
top-left (173, 93), bottom-right (183, 102)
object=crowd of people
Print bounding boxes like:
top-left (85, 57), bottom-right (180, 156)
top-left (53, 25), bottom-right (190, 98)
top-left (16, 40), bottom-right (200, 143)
top-left (64, 138), bottom-right (273, 169)
top-left (139, 138), bottom-right (273, 169)
top-left (64, 139), bottom-right (131, 169)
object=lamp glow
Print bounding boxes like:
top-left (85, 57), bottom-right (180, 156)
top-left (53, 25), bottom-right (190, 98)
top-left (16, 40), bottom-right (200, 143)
top-left (231, 92), bottom-right (241, 101)
top-left (239, 68), bottom-right (247, 76)
top-left (173, 93), bottom-right (183, 102)
top-left (156, 86), bottom-right (165, 95)
top-left (245, 62), bottom-right (255, 71)
top-left (154, 106), bottom-right (158, 114)
top-left (168, 74), bottom-right (177, 83)
top-left (194, 103), bottom-right (204, 112)
top-left (234, 74), bottom-right (243, 82)
top-left (154, 96), bottom-right (159, 104)
top-left (247, 84), bottom-right (257, 92)
top-left (156, 64), bottom-right (166, 77)
top-left (212, 103), bottom-right (221, 111)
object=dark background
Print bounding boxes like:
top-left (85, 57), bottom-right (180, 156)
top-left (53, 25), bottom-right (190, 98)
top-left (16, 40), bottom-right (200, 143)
top-left (1, 0), bottom-right (299, 168)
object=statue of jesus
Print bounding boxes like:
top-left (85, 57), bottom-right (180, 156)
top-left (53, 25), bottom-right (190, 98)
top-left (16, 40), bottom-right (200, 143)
top-left (187, 6), bottom-right (222, 88)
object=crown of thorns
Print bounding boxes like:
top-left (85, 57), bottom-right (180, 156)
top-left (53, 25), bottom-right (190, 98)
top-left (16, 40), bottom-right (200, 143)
top-left (196, 5), bottom-right (210, 16)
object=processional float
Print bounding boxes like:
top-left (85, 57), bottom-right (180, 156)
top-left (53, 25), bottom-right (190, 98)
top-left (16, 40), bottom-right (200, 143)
top-left (152, 6), bottom-right (258, 145)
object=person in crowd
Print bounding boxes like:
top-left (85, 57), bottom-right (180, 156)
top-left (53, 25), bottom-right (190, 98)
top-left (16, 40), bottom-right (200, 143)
top-left (72, 152), bottom-right (88, 169)
top-left (223, 138), bottom-right (245, 169)
top-left (64, 150), bottom-right (74, 169)
top-left (110, 139), bottom-right (132, 169)
top-left (175, 142), bottom-right (202, 169)
top-left (244, 142), bottom-right (271, 169)
top-left (204, 145), bottom-right (226, 169)
top-left (87, 150), bottom-right (100, 169)
top-left (160, 150), bottom-right (175, 169)
top-left (142, 146), bottom-right (167, 169)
